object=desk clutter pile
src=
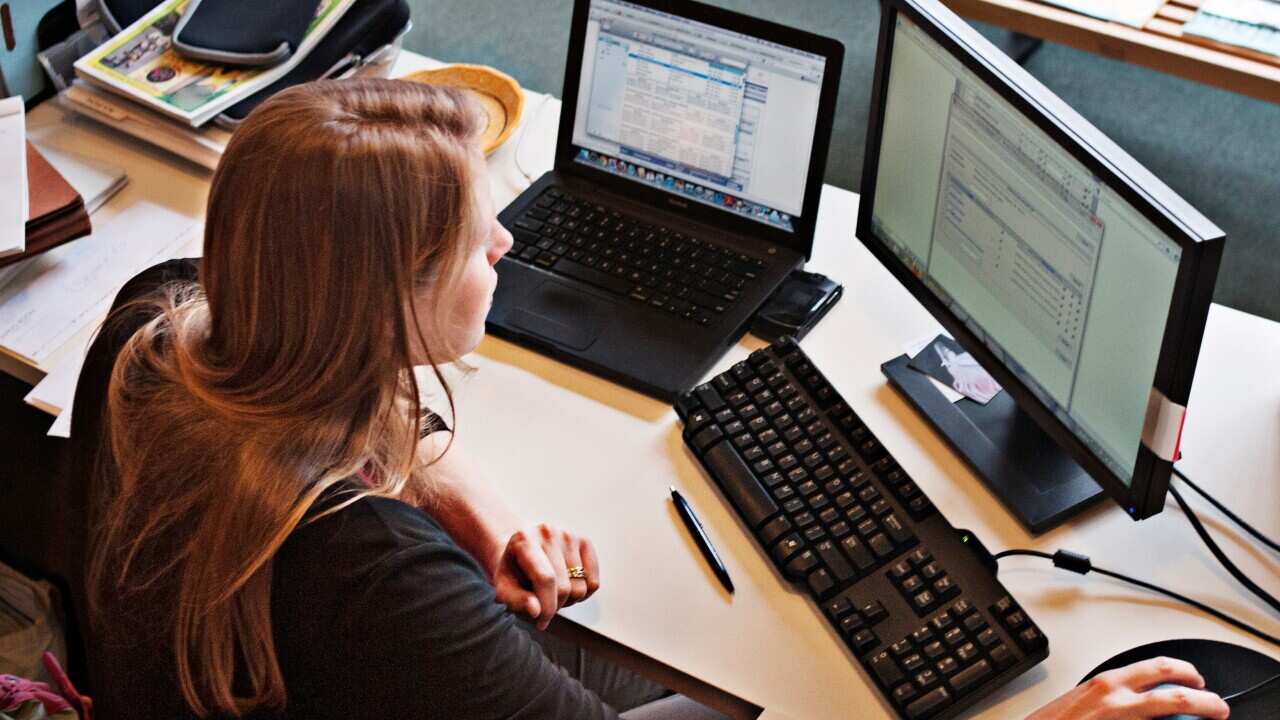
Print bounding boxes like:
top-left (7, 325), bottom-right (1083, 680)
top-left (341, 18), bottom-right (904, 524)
top-left (31, 0), bottom-right (411, 170)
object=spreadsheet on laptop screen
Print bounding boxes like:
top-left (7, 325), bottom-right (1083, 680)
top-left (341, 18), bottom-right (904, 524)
top-left (870, 14), bottom-right (1183, 484)
top-left (570, 0), bottom-right (828, 232)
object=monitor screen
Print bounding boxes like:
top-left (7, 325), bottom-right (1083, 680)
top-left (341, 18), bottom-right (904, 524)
top-left (868, 13), bottom-right (1185, 486)
top-left (569, 0), bottom-right (829, 233)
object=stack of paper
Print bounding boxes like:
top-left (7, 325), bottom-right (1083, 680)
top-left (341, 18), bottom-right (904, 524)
top-left (1184, 0), bottom-right (1280, 58)
top-left (0, 97), bottom-right (28, 259)
top-left (0, 202), bottom-right (198, 368)
top-left (72, 0), bottom-right (355, 127)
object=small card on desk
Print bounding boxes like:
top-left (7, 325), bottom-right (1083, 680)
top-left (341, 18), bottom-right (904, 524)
top-left (908, 334), bottom-right (1003, 405)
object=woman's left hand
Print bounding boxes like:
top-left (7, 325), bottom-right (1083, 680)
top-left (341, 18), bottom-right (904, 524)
top-left (494, 523), bottom-right (601, 630)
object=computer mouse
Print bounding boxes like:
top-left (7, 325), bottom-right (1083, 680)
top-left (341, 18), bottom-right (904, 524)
top-left (1080, 638), bottom-right (1280, 720)
top-left (1149, 683), bottom-right (1207, 720)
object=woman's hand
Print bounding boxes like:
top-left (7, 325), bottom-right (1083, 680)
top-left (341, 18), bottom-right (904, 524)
top-left (494, 523), bottom-right (601, 630)
top-left (1027, 657), bottom-right (1229, 720)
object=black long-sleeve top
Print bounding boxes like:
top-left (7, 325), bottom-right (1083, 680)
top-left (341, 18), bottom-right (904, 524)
top-left (68, 259), bottom-right (615, 720)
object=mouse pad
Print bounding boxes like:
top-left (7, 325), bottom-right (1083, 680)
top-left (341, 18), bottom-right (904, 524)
top-left (506, 281), bottom-right (611, 351)
top-left (1081, 639), bottom-right (1280, 720)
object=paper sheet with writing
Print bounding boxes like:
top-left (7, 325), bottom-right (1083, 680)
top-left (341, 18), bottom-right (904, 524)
top-left (1038, 0), bottom-right (1165, 28)
top-left (0, 202), bottom-right (198, 367)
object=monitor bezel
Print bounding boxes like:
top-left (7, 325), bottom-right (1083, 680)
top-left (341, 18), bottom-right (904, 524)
top-left (857, 0), bottom-right (1224, 520)
top-left (556, 0), bottom-right (844, 260)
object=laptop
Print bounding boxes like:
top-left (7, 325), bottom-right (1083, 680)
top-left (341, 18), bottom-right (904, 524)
top-left (488, 0), bottom-right (843, 400)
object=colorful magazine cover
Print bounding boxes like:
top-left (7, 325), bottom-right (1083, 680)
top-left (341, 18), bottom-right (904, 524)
top-left (74, 0), bottom-right (354, 127)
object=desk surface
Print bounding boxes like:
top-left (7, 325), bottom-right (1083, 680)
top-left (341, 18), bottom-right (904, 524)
top-left (12, 50), bottom-right (1280, 720)
top-left (941, 0), bottom-right (1280, 105)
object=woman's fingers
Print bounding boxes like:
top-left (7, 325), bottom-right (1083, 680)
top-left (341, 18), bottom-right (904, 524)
top-left (579, 536), bottom-right (601, 598)
top-left (510, 530), bottom-right (559, 630)
top-left (538, 524), bottom-right (572, 616)
top-left (1136, 685), bottom-right (1229, 719)
top-left (1113, 656), bottom-right (1205, 691)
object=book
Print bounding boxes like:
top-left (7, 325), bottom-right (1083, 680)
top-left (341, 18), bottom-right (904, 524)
top-left (0, 142), bottom-right (92, 271)
top-left (73, 0), bottom-right (355, 127)
top-left (0, 96), bottom-right (27, 258)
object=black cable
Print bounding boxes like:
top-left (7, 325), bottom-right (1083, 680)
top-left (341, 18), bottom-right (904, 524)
top-left (1172, 467), bottom-right (1280, 554)
top-left (1168, 483), bottom-right (1280, 615)
top-left (1223, 672), bottom-right (1280, 703)
top-left (993, 549), bottom-right (1280, 648)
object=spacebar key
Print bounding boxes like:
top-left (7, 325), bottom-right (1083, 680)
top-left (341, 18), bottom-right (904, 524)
top-left (552, 258), bottom-right (631, 295)
top-left (701, 440), bottom-right (780, 528)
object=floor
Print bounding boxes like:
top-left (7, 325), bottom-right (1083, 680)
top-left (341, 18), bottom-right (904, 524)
top-left (403, 0), bottom-right (1279, 321)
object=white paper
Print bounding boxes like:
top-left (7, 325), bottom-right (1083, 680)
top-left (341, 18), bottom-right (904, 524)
top-left (904, 331), bottom-right (966, 403)
top-left (37, 145), bottom-right (128, 214)
top-left (0, 202), bottom-right (198, 366)
top-left (25, 346), bottom-right (84, 438)
top-left (0, 95), bottom-right (26, 257)
top-left (1038, 0), bottom-right (1165, 28)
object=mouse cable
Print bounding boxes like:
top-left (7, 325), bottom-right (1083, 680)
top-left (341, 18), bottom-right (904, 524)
top-left (1168, 482), bottom-right (1280, 615)
top-left (1223, 672), bottom-right (1280, 704)
top-left (992, 548), bottom-right (1280, 649)
top-left (1172, 466), bottom-right (1279, 554)
top-left (514, 92), bottom-right (555, 187)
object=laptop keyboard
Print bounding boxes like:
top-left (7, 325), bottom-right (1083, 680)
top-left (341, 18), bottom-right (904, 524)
top-left (505, 187), bottom-right (768, 326)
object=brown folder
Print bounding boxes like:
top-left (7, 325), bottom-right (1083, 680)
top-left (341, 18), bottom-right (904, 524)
top-left (0, 142), bottom-right (92, 269)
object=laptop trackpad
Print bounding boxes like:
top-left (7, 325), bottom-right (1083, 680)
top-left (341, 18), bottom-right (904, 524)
top-left (507, 281), bottom-right (610, 351)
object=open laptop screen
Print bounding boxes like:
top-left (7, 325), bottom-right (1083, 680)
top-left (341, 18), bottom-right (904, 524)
top-left (569, 0), bottom-right (828, 233)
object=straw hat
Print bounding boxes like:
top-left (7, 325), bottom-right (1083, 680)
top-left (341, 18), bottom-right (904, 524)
top-left (397, 64), bottom-right (524, 155)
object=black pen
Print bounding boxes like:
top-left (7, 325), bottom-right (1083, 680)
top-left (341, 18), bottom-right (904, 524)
top-left (670, 486), bottom-right (734, 594)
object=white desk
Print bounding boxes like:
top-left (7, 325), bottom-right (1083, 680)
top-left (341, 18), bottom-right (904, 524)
top-left (8, 51), bottom-right (1279, 720)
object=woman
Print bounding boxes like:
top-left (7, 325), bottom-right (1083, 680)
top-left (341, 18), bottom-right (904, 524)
top-left (72, 79), bottom-right (1230, 719)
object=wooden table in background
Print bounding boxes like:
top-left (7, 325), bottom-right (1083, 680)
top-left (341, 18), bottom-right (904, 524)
top-left (941, 0), bottom-right (1280, 104)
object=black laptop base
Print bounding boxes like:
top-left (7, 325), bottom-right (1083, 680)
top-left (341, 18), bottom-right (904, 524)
top-left (488, 173), bottom-right (800, 401)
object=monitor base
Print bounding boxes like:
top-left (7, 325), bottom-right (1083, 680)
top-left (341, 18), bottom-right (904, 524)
top-left (882, 354), bottom-right (1104, 534)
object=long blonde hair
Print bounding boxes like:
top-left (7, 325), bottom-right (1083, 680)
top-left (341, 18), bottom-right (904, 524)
top-left (88, 79), bottom-right (484, 716)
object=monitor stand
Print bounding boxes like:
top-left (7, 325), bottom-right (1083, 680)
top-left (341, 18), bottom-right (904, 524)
top-left (882, 354), bottom-right (1104, 534)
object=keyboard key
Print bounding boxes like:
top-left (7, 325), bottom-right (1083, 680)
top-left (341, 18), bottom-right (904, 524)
top-left (1018, 627), bottom-right (1047, 652)
top-left (840, 535), bottom-right (876, 570)
top-left (772, 534), bottom-right (805, 564)
top-left (892, 682), bottom-right (918, 706)
top-left (824, 595), bottom-right (853, 620)
top-left (956, 642), bottom-right (980, 664)
top-left (949, 659), bottom-right (992, 695)
top-left (815, 539), bottom-right (855, 582)
top-left (807, 568), bottom-right (835, 596)
top-left (936, 657), bottom-right (959, 676)
top-left (695, 384), bottom-right (726, 412)
top-left (852, 629), bottom-right (879, 654)
top-left (783, 545), bottom-right (814, 573)
top-left (758, 515), bottom-right (792, 545)
top-left (906, 686), bottom-right (952, 719)
top-left (871, 650), bottom-right (905, 687)
top-left (691, 425), bottom-right (724, 451)
top-left (868, 533), bottom-right (895, 558)
top-left (989, 643), bottom-right (1016, 670)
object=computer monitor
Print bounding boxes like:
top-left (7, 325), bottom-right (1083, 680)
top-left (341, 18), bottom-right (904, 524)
top-left (857, 0), bottom-right (1224, 529)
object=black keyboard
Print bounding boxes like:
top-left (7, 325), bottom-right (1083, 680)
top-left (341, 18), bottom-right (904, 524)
top-left (674, 338), bottom-right (1049, 720)
top-left (505, 187), bottom-right (767, 326)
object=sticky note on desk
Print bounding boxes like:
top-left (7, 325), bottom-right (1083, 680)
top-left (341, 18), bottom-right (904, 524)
top-left (0, 96), bottom-right (27, 258)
